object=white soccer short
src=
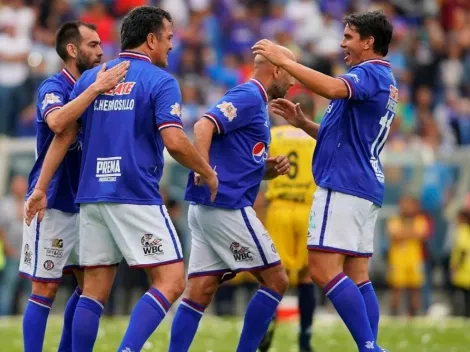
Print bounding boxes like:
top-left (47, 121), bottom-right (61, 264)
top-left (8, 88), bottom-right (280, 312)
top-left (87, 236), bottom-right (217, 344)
top-left (79, 203), bottom-right (183, 267)
top-left (188, 204), bottom-right (281, 281)
top-left (19, 209), bottom-right (80, 282)
top-left (307, 187), bottom-right (379, 257)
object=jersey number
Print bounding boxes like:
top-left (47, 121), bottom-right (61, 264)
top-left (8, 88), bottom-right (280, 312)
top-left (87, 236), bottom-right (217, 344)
top-left (287, 151), bottom-right (298, 179)
top-left (370, 111), bottom-right (394, 159)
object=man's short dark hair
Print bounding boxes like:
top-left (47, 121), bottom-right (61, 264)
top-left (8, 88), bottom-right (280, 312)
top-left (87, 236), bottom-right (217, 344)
top-left (120, 6), bottom-right (172, 51)
top-left (291, 93), bottom-right (315, 118)
top-left (344, 11), bottom-right (393, 56)
top-left (56, 21), bottom-right (97, 61)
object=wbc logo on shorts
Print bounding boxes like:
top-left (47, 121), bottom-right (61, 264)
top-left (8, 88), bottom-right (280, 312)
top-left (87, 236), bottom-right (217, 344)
top-left (230, 242), bottom-right (253, 262)
top-left (141, 234), bottom-right (164, 256)
top-left (252, 142), bottom-right (267, 163)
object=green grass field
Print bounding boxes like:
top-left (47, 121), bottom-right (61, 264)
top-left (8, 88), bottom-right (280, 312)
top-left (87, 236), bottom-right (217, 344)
top-left (1, 314), bottom-right (469, 351)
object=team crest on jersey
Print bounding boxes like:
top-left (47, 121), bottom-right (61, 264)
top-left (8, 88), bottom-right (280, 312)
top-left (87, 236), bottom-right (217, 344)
top-left (103, 82), bottom-right (136, 96)
top-left (230, 242), bottom-right (253, 262)
top-left (170, 102), bottom-right (182, 118)
top-left (252, 142), bottom-right (267, 163)
top-left (42, 93), bottom-right (61, 109)
top-left (217, 101), bottom-right (237, 121)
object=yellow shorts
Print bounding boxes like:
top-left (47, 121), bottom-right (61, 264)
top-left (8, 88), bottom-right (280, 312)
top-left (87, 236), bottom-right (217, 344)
top-left (387, 260), bottom-right (425, 289)
top-left (265, 200), bottom-right (310, 285)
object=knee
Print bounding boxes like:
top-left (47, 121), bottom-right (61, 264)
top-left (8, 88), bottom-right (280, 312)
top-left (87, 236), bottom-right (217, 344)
top-left (186, 278), bottom-right (219, 306)
top-left (344, 266), bottom-right (369, 285)
top-left (309, 259), bottom-right (341, 288)
top-left (264, 268), bottom-right (289, 296)
top-left (32, 281), bottom-right (60, 300)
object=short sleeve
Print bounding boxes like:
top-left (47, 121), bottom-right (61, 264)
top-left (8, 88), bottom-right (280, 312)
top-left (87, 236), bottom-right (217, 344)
top-left (153, 76), bottom-right (183, 131)
top-left (338, 65), bottom-right (378, 101)
top-left (203, 86), bottom-right (258, 134)
top-left (37, 82), bottom-right (66, 122)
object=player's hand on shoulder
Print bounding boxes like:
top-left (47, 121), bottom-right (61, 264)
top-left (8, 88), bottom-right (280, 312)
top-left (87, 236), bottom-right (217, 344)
top-left (24, 188), bottom-right (48, 226)
top-left (267, 155), bottom-right (290, 176)
top-left (271, 99), bottom-right (308, 129)
top-left (92, 61), bottom-right (130, 94)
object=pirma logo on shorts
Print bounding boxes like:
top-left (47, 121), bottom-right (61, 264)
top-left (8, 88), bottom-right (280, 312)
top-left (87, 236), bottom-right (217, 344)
top-left (141, 234), bottom-right (164, 255)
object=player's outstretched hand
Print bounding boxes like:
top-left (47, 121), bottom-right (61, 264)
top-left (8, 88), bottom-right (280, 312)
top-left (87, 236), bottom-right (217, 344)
top-left (252, 39), bottom-right (288, 67)
top-left (266, 156), bottom-right (290, 176)
top-left (24, 188), bottom-right (48, 226)
top-left (93, 61), bottom-right (130, 94)
top-left (271, 99), bottom-right (308, 128)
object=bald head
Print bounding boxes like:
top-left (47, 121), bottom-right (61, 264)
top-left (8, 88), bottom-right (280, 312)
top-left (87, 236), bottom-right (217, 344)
top-left (254, 44), bottom-right (296, 69)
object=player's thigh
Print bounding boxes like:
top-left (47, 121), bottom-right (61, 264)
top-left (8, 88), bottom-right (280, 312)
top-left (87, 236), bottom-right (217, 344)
top-left (195, 205), bottom-right (281, 274)
top-left (265, 201), bottom-right (297, 270)
top-left (100, 203), bottom-right (183, 268)
top-left (308, 187), bottom-right (374, 256)
top-left (187, 204), bottom-right (230, 281)
top-left (19, 209), bottom-right (79, 282)
top-left (79, 203), bottom-right (122, 266)
top-left (294, 203), bottom-right (311, 271)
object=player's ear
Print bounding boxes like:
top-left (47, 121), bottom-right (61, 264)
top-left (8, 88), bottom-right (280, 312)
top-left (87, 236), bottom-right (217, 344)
top-left (147, 32), bottom-right (157, 50)
top-left (66, 43), bottom-right (78, 59)
top-left (364, 36), bottom-right (375, 51)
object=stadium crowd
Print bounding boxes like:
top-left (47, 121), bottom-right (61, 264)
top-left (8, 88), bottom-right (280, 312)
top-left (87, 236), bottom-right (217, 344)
top-left (1, 0), bottom-right (470, 319)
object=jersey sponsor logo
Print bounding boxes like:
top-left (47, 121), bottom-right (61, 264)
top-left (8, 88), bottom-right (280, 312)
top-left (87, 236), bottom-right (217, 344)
top-left (103, 82), bottom-right (136, 96)
top-left (386, 84), bottom-right (399, 113)
top-left (141, 234), bottom-right (164, 256)
top-left (216, 101), bottom-right (237, 121)
top-left (230, 242), bottom-right (253, 262)
top-left (45, 238), bottom-right (64, 259)
top-left (170, 102), bottom-right (182, 118)
top-left (23, 243), bottom-right (32, 266)
top-left (42, 93), bottom-right (61, 109)
top-left (252, 142), bottom-right (267, 163)
top-left (96, 156), bottom-right (121, 182)
top-left (345, 73), bottom-right (360, 83)
top-left (326, 103), bottom-right (334, 113)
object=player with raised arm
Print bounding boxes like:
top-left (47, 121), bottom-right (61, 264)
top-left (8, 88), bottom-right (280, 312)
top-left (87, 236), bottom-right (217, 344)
top-left (253, 11), bottom-right (395, 352)
top-left (19, 21), bottom-right (128, 352)
top-left (168, 47), bottom-right (294, 352)
top-left (24, 6), bottom-right (217, 352)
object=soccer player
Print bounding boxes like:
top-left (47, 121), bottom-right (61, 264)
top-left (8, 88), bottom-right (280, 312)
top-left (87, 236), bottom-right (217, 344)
top-left (25, 7), bottom-right (217, 352)
top-left (260, 92), bottom-right (318, 352)
top-left (253, 11), bottom-right (395, 352)
top-left (19, 21), bottom-right (128, 352)
top-left (168, 47), bottom-right (295, 352)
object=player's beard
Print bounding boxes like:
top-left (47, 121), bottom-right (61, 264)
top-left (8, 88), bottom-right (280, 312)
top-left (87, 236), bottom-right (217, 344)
top-left (76, 51), bottom-right (97, 74)
top-left (268, 82), bottom-right (289, 100)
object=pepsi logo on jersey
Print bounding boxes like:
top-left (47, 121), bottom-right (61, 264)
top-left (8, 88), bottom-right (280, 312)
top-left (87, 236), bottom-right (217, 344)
top-left (252, 142), bottom-right (267, 163)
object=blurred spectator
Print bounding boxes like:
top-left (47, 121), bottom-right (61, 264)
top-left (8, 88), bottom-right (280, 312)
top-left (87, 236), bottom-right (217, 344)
top-left (450, 210), bottom-right (470, 317)
top-left (0, 175), bottom-right (30, 315)
top-left (387, 195), bottom-right (430, 316)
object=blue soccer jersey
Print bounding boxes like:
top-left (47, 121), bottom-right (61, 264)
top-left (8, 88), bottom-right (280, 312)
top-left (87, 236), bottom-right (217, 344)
top-left (185, 79), bottom-right (270, 209)
top-left (312, 59), bottom-right (398, 206)
top-left (26, 68), bottom-right (81, 213)
top-left (71, 51), bottom-right (183, 205)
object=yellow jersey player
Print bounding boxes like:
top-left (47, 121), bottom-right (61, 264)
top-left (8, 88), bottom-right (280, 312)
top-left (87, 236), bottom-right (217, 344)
top-left (260, 93), bottom-right (317, 352)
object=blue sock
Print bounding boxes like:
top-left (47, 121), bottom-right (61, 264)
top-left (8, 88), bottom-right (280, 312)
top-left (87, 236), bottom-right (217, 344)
top-left (169, 298), bottom-right (206, 352)
top-left (23, 294), bottom-right (53, 352)
top-left (324, 273), bottom-right (378, 352)
top-left (236, 286), bottom-right (282, 352)
top-left (118, 287), bottom-right (171, 352)
top-left (58, 287), bottom-right (81, 352)
top-left (72, 296), bottom-right (103, 352)
top-left (358, 280), bottom-right (380, 341)
top-left (298, 283), bottom-right (316, 350)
